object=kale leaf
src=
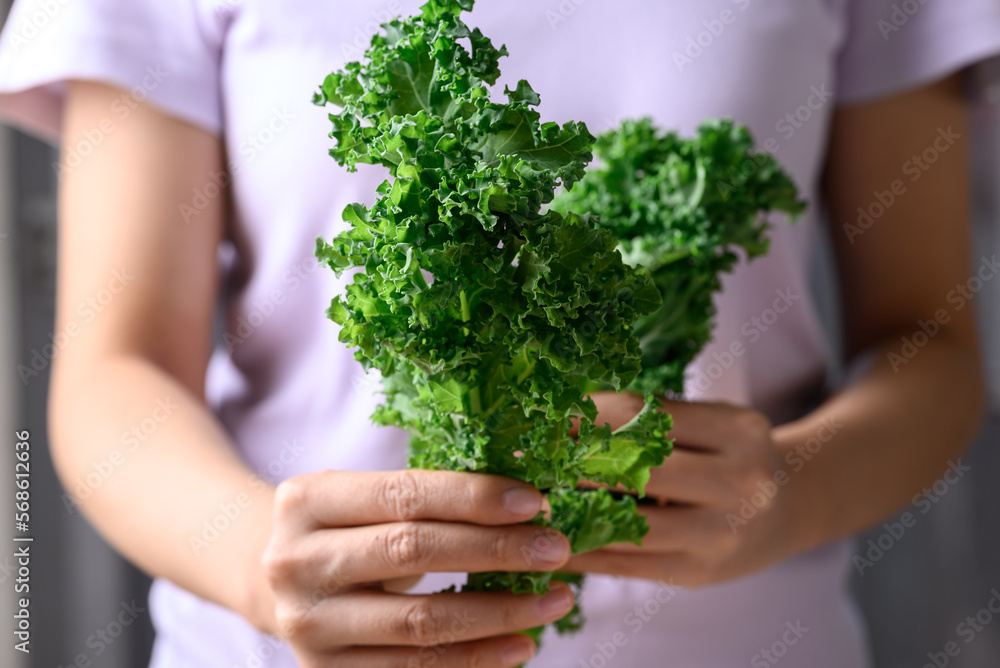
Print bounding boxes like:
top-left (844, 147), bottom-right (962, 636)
top-left (552, 118), bottom-right (806, 395)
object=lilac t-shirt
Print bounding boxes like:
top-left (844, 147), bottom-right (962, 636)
top-left (3, 0), bottom-right (1000, 666)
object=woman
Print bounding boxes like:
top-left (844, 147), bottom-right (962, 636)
top-left (1, 0), bottom-right (999, 666)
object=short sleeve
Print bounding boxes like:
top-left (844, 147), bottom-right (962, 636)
top-left (836, 0), bottom-right (1000, 105)
top-left (0, 0), bottom-right (227, 143)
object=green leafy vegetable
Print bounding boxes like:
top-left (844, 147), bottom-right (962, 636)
top-left (552, 118), bottom-right (806, 395)
top-left (313, 0), bottom-right (671, 631)
top-left (314, 0), bottom-right (806, 652)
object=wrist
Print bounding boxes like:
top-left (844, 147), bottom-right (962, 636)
top-left (771, 419), bottom-right (837, 556)
top-left (238, 491), bottom-right (281, 637)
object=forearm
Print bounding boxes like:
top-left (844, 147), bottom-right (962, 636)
top-left (774, 335), bottom-right (986, 552)
top-left (49, 354), bottom-right (277, 630)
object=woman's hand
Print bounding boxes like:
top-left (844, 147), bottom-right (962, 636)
top-left (567, 392), bottom-right (804, 588)
top-left (259, 470), bottom-right (575, 667)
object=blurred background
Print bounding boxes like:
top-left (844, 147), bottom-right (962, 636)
top-left (1, 1), bottom-right (999, 666)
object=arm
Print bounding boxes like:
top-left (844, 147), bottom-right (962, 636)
top-left (51, 81), bottom-right (574, 667)
top-left (567, 75), bottom-right (986, 585)
top-left (50, 80), bottom-right (277, 624)
top-left (778, 73), bottom-right (985, 549)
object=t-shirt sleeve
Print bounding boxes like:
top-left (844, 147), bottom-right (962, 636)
top-left (0, 0), bottom-right (226, 143)
top-left (836, 0), bottom-right (1000, 105)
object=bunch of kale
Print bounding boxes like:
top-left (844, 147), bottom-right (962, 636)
top-left (314, 0), bottom-right (805, 646)
top-left (314, 0), bottom-right (672, 624)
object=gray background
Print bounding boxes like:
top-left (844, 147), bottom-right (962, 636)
top-left (1, 2), bottom-right (999, 666)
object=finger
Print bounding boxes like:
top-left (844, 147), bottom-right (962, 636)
top-left (586, 394), bottom-right (767, 452)
top-left (291, 584), bottom-right (575, 648)
top-left (563, 550), bottom-right (699, 585)
top-left (643, 448), bottom-right (731, 504)
top-left (578, 447), bottom-right (729, 506)
top-left (656, 400), bottom-right (772, 452)
top-left (298, 522), bottom-right (570, 589)
top-left (588, 391), bottom-right (647, 431)
top-left (276, 470), bottom-right (544, 531)
top-left (597, 506), bottom-right (716, 553)
top-left (333, 634), bottom-right (538, 668)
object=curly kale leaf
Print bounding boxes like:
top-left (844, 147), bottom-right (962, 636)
top-left (463, 487), bottom-right (650, 597)
top-left (551, 118), bottom-right (806, 395)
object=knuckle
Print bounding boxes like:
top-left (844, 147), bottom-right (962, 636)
top-left (273, 477), bottom-right (310, 519)
top-left (397, 599), bottom-right (448, 644)
top-left (261, 544), bottom-right (302, 585)
top-left (465, 648), bottom-right (490, 668)
top-left (713, 526), bottom-right (742, 555)
top-left (495, 597), bottom-right (526, 633)
top-left (382, 523), bottom-right (431, 570)
top-left (307, 566), bottom-right (350, 607)
top-left (735, 411), bottom-right (773, 446)
top-left (485, 529), bottom-right (517, 566)
top-left (274, 603), bottom-right (313, 641)
top-left (380, 470), bottom-right (425, 520)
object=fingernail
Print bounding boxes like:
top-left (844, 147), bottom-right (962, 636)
top-left (502, 638), bottom-right (536, 667)
top-left (537, 583), bottom-right (574, 621)
top-left (503, 487), bottom-right (541, 517)
top-left (530, 531), bottom-right (570, 566)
